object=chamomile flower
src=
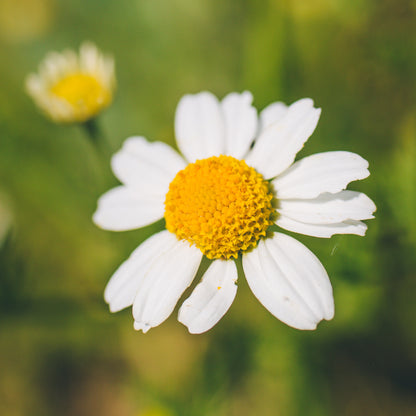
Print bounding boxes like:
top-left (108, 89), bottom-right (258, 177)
top-left (25, 41), bottom-right (115, 123)
top-left (93, 92), bottom-right (376, 334)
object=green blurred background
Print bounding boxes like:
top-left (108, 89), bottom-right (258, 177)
top-left (0, 0), bottom-right (415, 415)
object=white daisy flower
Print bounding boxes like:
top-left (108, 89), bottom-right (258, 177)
top-left (93, 91), bottom-right (376, 334)
top-left (25, 41), bottom-right (115, 123)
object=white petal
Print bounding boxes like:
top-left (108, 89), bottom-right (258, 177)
top-left (246, 98), bottom-right (321, 179)
top-left (273, 151), bottom-right (370, 199)
top-left (111, 136), bottom-right (186, 197)
top-left (243, 233), bottom-right (334, 330)
top-left (80, 41), bottom-right (100, 73)
top-left (134, 320), bottom-right (153, 333)
top-left (259, 101), bottom-right (288, 131)
top-left (175, 91), bottom-right (225, 163)
top-left (278, 191), bottom-right (376, 225)
top-left (276, 217), bottom-right (368, 238)
top-left (221, 91), bottom-right (257, 159)
top-left (93, 186), bottom-right (164, 231)
top-left (40, 51), bottom-right (76, 83)
top-left (104, 230), bottom-right (177, 312)
top-left (132, 238), bottom-right (202, 332)
top-left (101, 56), bottom-right (115, 87)
top-left (25, 74), bottom-right (44, 96)
top-left (178, 260), bottom-right (238, 334)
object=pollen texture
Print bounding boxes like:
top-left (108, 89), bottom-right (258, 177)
top-left (165, 155), bottom-right (275, 260)
top-left (50, 73), bottom-right (111, 121)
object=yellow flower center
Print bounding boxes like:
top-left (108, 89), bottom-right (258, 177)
top-left (50, 73), bottom-right (111, 121)
top-left (164, 155), bottom-right (275, 260)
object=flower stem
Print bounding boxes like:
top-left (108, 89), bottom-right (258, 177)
top-left (80, 118), bottom-right (114, 190)
top-left (81, 117), bottom-right (112, 157)
top-left (83, 117), bottom-right (101, 142)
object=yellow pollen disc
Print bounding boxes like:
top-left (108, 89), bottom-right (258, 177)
top-left (50, 73), bottom-right (111, 120)
top-left (164, 155), bottom-right (275, 260)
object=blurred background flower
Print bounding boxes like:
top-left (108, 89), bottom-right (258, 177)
top-left (25, 42), bottom-right (115, 124)
top-left (0, 0), bottom-right (415, 415)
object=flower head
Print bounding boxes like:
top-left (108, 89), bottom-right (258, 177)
top-left (26, 41), bottom-right (115, 123)
top-left (93, 91), bottom-right (376, 334)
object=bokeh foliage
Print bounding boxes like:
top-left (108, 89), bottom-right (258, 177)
top-left (0, 0), bottom-right (415, 415)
